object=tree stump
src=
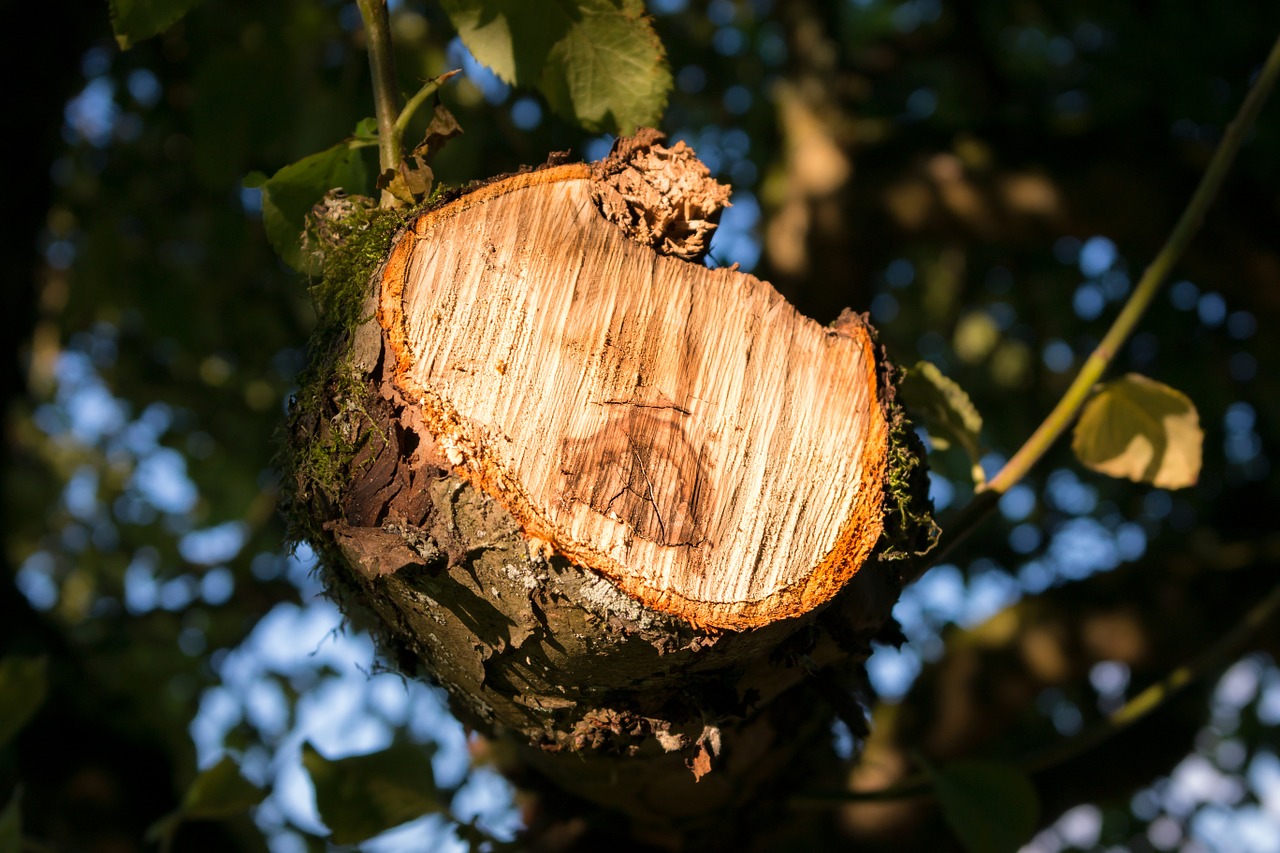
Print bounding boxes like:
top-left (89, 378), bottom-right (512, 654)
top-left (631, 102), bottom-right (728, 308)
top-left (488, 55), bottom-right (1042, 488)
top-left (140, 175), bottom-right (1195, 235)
top-left (285, 130), bottom-right (934, 836)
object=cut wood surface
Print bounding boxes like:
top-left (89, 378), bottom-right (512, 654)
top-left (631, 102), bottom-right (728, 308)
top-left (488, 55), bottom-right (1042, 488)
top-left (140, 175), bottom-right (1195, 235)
top-left (378, 144), bottom-right (888, 630)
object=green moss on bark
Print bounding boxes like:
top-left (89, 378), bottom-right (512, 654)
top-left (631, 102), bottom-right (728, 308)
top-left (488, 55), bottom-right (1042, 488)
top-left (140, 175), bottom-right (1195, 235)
top-left (874, 343), bottom-right (941, 564)
top-left (277, 195), bottom-right (410, 546)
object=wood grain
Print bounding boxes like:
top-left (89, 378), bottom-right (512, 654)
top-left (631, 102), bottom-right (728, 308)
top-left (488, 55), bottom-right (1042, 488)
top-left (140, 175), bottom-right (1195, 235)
top-left (379, 164), bottom-right (887, 629)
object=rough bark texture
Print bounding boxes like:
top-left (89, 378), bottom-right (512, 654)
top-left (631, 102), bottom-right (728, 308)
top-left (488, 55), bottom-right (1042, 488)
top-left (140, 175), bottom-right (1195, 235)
top-left (283, 132), bottom-right (934, 840)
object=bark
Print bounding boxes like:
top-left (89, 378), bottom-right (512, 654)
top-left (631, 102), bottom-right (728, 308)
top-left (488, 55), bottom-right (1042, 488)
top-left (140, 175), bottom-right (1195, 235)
top-left (285, 131), bottom-right (933, 844)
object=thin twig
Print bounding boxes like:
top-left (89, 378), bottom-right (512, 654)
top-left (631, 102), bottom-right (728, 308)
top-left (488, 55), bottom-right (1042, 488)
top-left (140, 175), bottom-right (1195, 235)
top-left (1024, 578), bottom-right (1280, 775)
top-left (794, 577), bottom-right (1280, 806)
top-left (394, 70), bottom-right (462, 143)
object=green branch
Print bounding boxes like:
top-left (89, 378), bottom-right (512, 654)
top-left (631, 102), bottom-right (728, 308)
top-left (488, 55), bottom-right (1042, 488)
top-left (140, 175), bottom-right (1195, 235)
top-left (355, 0), bottom-right (401, 205)
top-left (919, 32), bottom-right (1280, 571)
top-left (988, 32), bottom-right (1280, 497)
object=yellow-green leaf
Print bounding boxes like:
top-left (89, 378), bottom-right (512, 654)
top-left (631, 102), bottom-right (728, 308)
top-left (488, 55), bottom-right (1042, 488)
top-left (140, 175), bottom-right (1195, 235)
top-left (1072, 374), bottom-right (1202, 489)
top-left (0, 656), bottom-right (47, 747)
top-left (180, 755), bottom-right (267, 818)
top-left (302, 741), bottom-right (441, 845)
top-left (244, 129), bottom-right (375, 272)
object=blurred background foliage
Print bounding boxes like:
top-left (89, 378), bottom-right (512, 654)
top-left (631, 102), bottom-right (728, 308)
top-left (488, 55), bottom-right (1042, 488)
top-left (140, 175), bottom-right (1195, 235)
top-left (4, 0), bottom-right (1280, 850)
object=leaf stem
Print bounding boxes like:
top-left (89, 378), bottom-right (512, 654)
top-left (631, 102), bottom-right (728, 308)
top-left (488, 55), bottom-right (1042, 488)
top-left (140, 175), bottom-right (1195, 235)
top-left (984, 33), bottom-right (1280, 498)
top-left (394, 70), bottom-right (462, 143)
top-left (356, 0), bottom-right (401, 205)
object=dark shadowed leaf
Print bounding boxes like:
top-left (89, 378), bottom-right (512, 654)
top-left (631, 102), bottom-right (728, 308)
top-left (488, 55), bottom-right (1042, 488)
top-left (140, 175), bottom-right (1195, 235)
top-left (1072, 374), bottom-right (1202, 489)
top-left (0, 789), bottom-right (19, 853)
top-left (932, 760), bottom-right (1039, 853)
top-left (0, 657), bottom-right (47, 747)
top-left (146, 755), bottom-right (266, 847)
top-left (899, 360), bottom-right (985, 482)
top-left (180, 755), bottom-right (267, 817)
top-left (302, 740), bottom-right (442, 845)
top-left (108, 0), bottom-right (205, 49)
top-left (416, 103), bottom-right (464, 159)
top-left (245, 130), bottom-right (375, 272)
top-left (442, 0), bottom-right (670, 133)
top-left (379, 102), bottom-right (465, 206)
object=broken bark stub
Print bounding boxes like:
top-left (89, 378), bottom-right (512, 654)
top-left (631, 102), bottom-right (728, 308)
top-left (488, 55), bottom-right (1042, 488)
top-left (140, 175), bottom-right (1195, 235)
top-left (377, 137), bottom-right (889, 630)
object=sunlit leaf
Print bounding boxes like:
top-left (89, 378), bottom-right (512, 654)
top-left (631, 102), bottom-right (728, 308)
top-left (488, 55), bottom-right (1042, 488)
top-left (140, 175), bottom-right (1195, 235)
top-left (108, 0), bottom-right (205, 49)
top-left (302, 741), bottom-right (442, 845)
top-left (932, 760), bottom-right (1039, 853)
top-left (442, 0), bottom-right (670, 133)
top-left (899, 361), bottom-right (984, 482)
top-left (245, 129), bottom-right (375, 272)
top-left (953, 311), bottom-right (1000, 364)
top-left (0, 656), bottom-right (47, 747)
top-left (146, 755), bottom-right (266, 847)
top-left (0, 788), bottom-right (20, 853)
top-left (1072, 374), bottom-right (1202, 489)
top-left (377, 161), bottom-right (432, 206)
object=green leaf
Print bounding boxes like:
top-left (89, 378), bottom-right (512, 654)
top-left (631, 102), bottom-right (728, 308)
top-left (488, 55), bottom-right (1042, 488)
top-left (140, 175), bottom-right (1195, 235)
top-left (248, 134), bottom-right (374, 272)
top-left (899, 361), bottom-right (984, 483)
top-left (0, 656), bottom-right (48, 747)
top-left (442, 0), bottom-right (670, 134)
top-left (181, 755), bottom-right (268, 818)
top-left (108, 0), bottom-right (205, 49)
top-left (146, 756), bottom-right (266, 847)
top-left (1072, 373), bottom-right (1202, 489)
top-left (931, 760), bottom-right (1039, 853)
top-left (0, 788), bottom-right (20, 853)
top-left (303, 741), bottom-right (442, 845)
top-left (354, 117), bottom-right (381, 143)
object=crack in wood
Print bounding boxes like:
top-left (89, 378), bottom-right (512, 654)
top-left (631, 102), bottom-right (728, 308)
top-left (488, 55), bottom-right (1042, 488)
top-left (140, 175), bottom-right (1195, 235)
top-left (560, 405), bottom-right (712, 550)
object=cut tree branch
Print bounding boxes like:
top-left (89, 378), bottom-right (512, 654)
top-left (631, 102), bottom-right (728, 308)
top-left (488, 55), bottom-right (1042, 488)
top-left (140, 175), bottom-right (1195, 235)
top-left (286, 131), bottom-right (931, 834)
